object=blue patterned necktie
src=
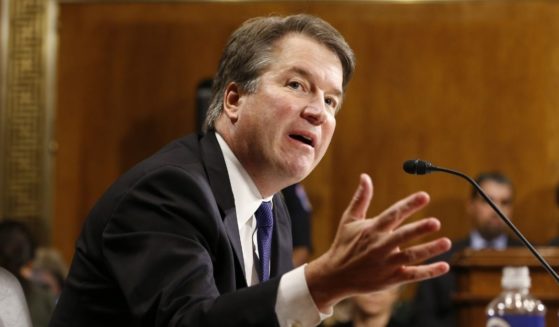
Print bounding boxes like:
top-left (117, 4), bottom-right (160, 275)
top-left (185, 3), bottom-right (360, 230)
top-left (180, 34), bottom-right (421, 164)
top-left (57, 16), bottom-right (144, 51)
top-left (255, 201), bottom-right (273, 282)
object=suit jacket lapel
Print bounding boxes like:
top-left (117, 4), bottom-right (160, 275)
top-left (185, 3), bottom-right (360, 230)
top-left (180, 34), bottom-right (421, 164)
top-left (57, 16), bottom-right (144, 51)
top-left (199, 132), bottom-right (246, 279)
top-left (271, 194), bottom-right (294, 277)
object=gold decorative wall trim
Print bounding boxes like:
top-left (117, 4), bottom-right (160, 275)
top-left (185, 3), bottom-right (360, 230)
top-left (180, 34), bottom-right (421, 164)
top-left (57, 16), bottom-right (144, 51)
top-left (0, 0), bottom-right (9, 223)
top-left (0, 0), bottom-right (57, 244)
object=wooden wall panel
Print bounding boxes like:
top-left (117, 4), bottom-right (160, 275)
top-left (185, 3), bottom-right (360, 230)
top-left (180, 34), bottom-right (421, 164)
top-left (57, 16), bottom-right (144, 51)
top-left (55, 1), bottom-right (559, 266)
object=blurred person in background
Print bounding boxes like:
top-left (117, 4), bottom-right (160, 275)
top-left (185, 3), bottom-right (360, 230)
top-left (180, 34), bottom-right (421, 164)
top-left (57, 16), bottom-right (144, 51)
top-left (413, 171), bottom-right (521, 327)
top-left (325, 287), bottom-right (407, 327)
top-left (0, 220), bottom-right (55, 327)
top-left (0, 266), bottom-right (33, 327)
top-left (282, 183), bottom-right (314, 266)
top-left (31, 248), bottom-right (68, 301)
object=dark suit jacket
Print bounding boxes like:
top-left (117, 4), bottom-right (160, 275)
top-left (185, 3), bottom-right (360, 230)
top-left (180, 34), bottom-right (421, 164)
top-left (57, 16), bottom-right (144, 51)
top-left (412, 235), bottom-right (523, 327)
top-left (49, 132), bottom-right (294, 327)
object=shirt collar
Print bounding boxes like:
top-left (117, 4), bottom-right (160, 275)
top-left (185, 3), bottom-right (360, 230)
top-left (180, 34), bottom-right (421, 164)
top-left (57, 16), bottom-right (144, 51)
top-left (215, 133), bottom-right (272, 226)
top-left (470, 230), bottom-right (508, 250)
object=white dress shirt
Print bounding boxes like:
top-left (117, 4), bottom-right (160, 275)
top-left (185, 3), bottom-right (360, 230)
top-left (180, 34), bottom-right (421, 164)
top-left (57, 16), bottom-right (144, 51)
top-left (470, 230), bottom-right (508, 250)
top-left (216, 133), bottom-right (326, 326)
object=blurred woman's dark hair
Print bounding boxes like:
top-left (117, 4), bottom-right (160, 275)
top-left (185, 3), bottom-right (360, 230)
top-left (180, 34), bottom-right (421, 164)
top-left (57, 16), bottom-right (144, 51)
top-left (0, 219), bottom-right (36, 293)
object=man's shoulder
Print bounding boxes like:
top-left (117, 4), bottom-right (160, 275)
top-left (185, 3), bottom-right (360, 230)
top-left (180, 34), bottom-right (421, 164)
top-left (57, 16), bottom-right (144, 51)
top-left (144, 133), bottom-right (205, 166)
top-left (87, 133), bottom-right (220, 226)
top-left (124, 132), bottom-right (220, 179)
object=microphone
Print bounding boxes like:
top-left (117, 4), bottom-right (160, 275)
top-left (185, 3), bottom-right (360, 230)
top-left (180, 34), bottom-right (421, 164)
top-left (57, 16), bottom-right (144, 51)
top-left (403, 159), bottom-right (434, 175)
top-left (403, 159), bottom-right (559, 285)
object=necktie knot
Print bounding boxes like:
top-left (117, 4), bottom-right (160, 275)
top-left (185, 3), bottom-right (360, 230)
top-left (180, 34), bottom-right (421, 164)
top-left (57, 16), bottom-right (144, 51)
top-left (255, 201), bottom-right (273, 228)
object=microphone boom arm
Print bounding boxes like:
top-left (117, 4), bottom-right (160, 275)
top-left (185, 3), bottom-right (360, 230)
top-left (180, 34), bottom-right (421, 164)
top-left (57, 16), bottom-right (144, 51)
top-left (417, 162), bottom-right (559, 285)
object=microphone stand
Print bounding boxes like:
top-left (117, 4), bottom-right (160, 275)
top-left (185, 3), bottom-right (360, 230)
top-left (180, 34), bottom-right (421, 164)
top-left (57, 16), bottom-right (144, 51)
top-left (415, 162), bottom-right (559, 285)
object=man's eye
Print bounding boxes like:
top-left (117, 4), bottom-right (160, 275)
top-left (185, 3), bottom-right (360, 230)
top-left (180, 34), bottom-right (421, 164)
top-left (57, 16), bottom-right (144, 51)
top-left (288, 81), bottom-right (302, 89)
top-left (325, 97), bottom-right (337, 108)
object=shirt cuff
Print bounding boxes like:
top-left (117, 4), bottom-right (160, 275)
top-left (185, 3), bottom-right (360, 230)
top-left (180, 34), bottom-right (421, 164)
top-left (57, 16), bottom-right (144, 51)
top-left (275, 264), bottom-right (333, 327)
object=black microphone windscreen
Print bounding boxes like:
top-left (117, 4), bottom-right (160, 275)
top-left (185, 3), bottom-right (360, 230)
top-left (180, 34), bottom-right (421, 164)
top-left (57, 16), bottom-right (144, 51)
top-left (403, 160), bottom-right (418, 174)
top-left (403, 159), bottom-right (432, 175)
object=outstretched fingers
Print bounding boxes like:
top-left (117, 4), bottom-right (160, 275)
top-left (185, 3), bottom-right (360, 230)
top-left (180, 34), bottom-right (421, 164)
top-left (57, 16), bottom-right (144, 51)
top-left (344, 174), bottom-right (373, 222)
top-left (392, 261), bottom-right (451, 285)
top-left (386, 237), bottom-right (452, 267)
top-left (382, 217), bottom-right (442, 251)
top-left (373, 191), bottom-right (430, 232)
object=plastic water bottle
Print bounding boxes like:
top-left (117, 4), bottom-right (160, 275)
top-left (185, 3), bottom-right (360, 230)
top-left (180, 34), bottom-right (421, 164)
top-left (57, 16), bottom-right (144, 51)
top-left (486, 266), bottom-right (546, 327)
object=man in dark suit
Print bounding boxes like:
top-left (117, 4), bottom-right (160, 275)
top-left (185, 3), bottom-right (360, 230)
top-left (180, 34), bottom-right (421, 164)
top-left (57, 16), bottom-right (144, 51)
top-left (50, 14), bottom-right (451, 327)
top-left (413, 171), bottom-right (520, 327)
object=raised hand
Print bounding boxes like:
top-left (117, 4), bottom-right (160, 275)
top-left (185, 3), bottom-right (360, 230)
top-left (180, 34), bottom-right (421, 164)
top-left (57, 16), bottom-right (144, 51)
top-left (305, 173), bottom-right (451, 312)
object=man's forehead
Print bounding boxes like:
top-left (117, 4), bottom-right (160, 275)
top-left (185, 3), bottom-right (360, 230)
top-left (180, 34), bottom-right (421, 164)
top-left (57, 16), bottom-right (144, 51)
top-left (269, 35), bottom-right (344, 89)
top-left (479, 180), bottom-right (513, 197)
top-left (480, 180), bottom-right (512, 190)
top-left (272, 34), bottom-right (341, 65)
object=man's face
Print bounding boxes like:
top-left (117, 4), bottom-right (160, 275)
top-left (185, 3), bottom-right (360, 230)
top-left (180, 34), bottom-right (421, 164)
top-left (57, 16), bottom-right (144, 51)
top-left (353, 287), bottom-right (400, 316)
top-left (225, 33), bottom-right (343, 195)
top-left (467, 180), bottom-right (514, 240)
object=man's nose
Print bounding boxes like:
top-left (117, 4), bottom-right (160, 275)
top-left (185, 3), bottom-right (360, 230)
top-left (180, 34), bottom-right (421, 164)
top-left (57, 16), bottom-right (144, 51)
top-left (301, 96), bottom-right (327, 125)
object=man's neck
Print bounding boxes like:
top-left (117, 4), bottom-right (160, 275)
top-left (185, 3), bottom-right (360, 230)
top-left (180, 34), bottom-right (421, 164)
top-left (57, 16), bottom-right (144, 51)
top-left (215, 128), bottom-right (294, 197)
top-left (353, 311), bottom-right (391, 327)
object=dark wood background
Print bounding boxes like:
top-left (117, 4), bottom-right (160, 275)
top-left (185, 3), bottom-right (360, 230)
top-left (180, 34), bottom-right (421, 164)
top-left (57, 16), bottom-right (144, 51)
top-left (54, 1), bottom-right (559, 269)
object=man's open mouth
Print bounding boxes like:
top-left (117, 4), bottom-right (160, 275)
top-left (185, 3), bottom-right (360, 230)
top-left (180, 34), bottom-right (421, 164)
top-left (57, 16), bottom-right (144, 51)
top-left (289, 134), bottom-right (314, 147)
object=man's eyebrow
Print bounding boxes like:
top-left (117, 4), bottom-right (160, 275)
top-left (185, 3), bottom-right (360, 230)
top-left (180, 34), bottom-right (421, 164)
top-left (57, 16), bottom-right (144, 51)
top-left (287, 66), bottom-right (343, 97)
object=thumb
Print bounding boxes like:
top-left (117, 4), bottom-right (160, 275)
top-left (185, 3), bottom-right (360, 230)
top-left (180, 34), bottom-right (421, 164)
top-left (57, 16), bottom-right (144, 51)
top-left (344, 173), bottom-right (373, 221)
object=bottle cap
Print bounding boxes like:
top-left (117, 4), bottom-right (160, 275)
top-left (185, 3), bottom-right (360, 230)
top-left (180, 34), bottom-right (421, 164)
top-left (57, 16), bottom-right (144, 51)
top-left (502, 266), bottom-right (531, 289)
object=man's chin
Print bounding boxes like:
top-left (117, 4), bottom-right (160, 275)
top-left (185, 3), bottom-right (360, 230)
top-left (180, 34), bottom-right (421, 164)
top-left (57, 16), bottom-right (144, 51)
top-left (282, 160), bottom-right (314, 179)
top-left (286, 170), bottom-right (311, 184)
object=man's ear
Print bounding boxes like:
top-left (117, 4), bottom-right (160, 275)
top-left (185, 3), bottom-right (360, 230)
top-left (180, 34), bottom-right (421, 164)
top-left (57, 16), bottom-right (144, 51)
top-left (223, 82), bottom-right (243, 123)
